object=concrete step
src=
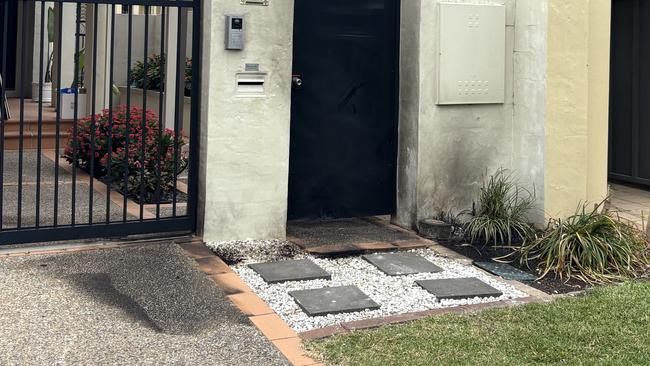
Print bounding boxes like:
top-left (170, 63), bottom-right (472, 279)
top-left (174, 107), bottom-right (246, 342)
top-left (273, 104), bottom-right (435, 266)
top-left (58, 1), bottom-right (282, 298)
top-left (2, 118), bottom-right (73, 134)
top-left (3, 131), bottom-right (72, 150)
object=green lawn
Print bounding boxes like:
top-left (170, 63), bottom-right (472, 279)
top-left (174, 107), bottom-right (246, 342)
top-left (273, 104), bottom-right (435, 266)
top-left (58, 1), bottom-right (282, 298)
top-left (308, 282), bottom-right (650, 366)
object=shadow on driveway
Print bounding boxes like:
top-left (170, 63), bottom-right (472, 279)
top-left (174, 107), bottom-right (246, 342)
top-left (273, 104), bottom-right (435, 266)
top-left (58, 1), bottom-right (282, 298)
top-left (0, 243), bottom-right (289, 365)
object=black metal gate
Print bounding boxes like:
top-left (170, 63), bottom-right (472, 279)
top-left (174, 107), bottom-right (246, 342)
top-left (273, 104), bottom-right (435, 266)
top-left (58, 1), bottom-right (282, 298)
top-left (0, 0), bottom-right (201, 245)
top-left (609, 0), bottom-right (650, 185)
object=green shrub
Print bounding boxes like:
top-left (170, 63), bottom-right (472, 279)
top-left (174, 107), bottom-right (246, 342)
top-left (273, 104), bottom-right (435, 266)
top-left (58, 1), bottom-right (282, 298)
top-left (130, 54), bottom-right (193, 95)
top-left (63, 105), bottom-right (188, 203)
top-left (130, 54), bottom-right (165, 91)
top-left (464, 168), bottom-right (536, 246)
top-left (520, 201), bottom-right (649, 284)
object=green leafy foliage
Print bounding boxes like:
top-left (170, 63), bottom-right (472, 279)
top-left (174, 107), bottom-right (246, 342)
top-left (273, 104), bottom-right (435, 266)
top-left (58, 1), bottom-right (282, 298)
top-left (63, 106), bottom-right (188, 203)
top-left (44, 6), bottom-right (55, 83)
top-left (130, 54), bottom-right (193, 95)
top-left (464, 168), bottom-right (536, 246)
top-left (130, 54), bottom-right (165, 91)
top-left (520, 201), bottom-right (649, 284)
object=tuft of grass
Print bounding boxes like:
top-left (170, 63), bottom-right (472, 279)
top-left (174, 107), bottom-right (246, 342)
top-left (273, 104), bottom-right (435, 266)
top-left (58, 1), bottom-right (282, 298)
top-left (464, 168), bottom-right (536, 246)
top-left (520, 200), bottom-right (649, 284)
top-left (308, 282), bottom-right (650, 366)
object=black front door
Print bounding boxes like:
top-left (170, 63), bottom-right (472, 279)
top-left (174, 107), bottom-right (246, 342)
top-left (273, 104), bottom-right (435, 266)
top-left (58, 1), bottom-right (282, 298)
top-left (288, 0), bottom-right (399, 220)
top-left (0, 1), bottom-right (19, 91)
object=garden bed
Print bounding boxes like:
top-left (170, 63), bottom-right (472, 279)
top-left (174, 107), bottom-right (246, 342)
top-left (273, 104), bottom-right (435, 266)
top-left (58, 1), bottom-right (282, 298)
top-left (96, 174), bottom-right (188, 205)
top-left (435, 239), bottom-right (590, 294)
top-left (208, 240), bottom-right (527, 333)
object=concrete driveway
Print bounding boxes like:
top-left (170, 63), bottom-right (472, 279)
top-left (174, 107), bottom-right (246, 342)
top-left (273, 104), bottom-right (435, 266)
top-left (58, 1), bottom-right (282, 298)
top-left (0, 243), bottom-right (289, 366)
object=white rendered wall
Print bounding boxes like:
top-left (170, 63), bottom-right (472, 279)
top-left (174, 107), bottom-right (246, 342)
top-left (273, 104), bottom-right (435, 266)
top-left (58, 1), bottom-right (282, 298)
top-left (395, 0), bottom-right (548, 228)
top-left (199, 0), bottom-right (295, 242)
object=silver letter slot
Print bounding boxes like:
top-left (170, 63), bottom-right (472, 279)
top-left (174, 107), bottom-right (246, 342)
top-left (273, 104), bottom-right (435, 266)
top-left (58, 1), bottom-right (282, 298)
top-left (236, 73), bottom-right (266, 97)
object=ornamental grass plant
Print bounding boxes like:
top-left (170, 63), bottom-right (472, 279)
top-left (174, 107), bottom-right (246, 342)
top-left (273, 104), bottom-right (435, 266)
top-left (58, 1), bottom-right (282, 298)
top-left (519, 200), bottom-right (650, 284)
top-left (464, 168), bottom-right (536, 246)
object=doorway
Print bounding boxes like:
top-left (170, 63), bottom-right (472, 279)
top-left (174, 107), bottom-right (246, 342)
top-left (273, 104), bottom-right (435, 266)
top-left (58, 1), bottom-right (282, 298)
top-left (0, 1), bottom-right (20, 94)
top-left (288, 0), bottom-right (399, 220)
top-left (609, 0), bottom-right (650, 185)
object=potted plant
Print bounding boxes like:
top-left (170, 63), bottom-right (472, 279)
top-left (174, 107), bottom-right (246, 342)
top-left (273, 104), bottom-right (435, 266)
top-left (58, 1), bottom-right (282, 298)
top-left (120, 53), bottom-right (193, 132)
top-left (60, 47), bottom-right (87, 119)
top-left (32, 6), bottom-right (54, 103)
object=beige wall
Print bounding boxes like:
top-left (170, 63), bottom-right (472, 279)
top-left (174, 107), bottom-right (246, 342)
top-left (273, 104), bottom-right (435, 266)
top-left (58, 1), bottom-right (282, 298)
top-left (198, 0), bottom-right (295, 242)
top-left (544, 0), bottom-right (611, 218)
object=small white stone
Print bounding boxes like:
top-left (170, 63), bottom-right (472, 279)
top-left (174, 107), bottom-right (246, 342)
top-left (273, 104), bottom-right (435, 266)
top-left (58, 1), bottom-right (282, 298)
top-left (224, 245), bottom-right (527, 332)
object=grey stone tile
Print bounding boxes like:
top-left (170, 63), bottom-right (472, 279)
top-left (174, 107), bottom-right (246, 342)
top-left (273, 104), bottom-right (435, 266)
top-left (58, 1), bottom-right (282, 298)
top-left (289, 285), bottom-right (380, 316)
top-left (473, 261), bottom-right (537, 281)
top-left (362, 252), bottom-right (443, 276)
top-left (417, 278), bottom-right (503, 300)
top-left (248, 259), bottom-right (331, 284)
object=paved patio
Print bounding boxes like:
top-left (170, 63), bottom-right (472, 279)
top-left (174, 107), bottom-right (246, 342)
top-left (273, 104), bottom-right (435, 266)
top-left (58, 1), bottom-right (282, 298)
top-left (0, 243), bottom-right (289, 365)
top-left (609, 182), bottom-right (650, 231)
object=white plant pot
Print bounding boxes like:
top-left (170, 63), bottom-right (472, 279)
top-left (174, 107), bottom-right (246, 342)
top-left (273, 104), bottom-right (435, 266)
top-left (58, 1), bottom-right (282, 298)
top-left (32, 82), bottom-right (53, 103)
top-left (60, 90), bottom-right (87, 120)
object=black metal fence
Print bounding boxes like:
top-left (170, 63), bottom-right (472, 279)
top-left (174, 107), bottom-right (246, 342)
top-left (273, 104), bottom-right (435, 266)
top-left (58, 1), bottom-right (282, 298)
top-left (0, 0), bottom-right (200, 245)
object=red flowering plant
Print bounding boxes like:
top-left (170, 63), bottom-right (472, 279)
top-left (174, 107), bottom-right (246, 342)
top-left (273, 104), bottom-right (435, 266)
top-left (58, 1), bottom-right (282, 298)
top-left (63, 106), bottom-right (188, 203)
top-left (185, 58), bottom-right (192, 96)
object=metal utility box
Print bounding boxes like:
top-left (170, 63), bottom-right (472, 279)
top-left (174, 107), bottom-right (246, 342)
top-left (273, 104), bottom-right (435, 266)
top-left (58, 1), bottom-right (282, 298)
top-left (436, 3), bottom-right (506, 105)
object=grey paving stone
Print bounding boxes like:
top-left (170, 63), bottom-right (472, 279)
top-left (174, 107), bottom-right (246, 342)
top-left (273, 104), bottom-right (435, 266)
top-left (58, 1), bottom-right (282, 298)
top-left (417, 278), bottom-right (503, 300)
top-left (248, 259), bottom-right (331, 284)
top-left (289, 285), bottom-right (380, 316)
top-left (362, 252), bottom-right (443, 276)
top-left (474, 261), bottom-right (537, 281)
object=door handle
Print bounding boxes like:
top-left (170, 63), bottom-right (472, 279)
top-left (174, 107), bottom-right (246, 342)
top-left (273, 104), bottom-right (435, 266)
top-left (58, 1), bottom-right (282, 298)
top-left (292, 74), bottom-right (303, 89)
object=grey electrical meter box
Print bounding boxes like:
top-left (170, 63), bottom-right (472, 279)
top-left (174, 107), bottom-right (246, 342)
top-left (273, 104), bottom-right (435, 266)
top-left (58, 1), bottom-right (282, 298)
top-left (226, 15), bottom-right (244, 50)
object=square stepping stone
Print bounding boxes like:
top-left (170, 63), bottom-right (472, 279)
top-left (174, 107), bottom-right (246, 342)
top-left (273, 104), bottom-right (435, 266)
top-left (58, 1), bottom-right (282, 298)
top-left (362, 252), bottom-right (443, 276)
top-left (417, 278), bottom-right (503, 300)
top-left (474, 261), bottom-right (537, 281)
top-left (248, 259), bottom-right (331, 284)
top-left (289, 285), bottom-right (380, 316)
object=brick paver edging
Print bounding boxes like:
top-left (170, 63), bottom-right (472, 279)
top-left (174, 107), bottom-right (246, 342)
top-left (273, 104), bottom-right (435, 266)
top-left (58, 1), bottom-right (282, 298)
top-left (179, 241), bottom-right (324, 366)
top-left (299, 296), bottom-right (541, 340)
top-left (0, 235), bottom-right (197, 258)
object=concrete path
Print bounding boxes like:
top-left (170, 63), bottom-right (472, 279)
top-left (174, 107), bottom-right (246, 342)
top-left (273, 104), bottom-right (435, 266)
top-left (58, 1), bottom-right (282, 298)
top-left (0, 243), bottom-right (289, 366)
top-left (609, 183), bottom-right (650, 231)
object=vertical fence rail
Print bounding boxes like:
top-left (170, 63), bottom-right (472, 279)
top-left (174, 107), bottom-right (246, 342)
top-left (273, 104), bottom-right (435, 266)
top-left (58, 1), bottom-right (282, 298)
top-left (89, 3), bottom-right (98, 224)
top-left (36, 1), bottom-right (45, 228)
top-left (54, 1), bottom-right (64, 227)
top-left (105, 3), bottom-right (116, 224)
top-left (155, 6), bottom-right (166, 220)
top-left (123, 6), bottom-right (132, 223)
top-left (17, 0), bottom-right (28, 229)
top-left (71, 2), bottom-right (81, 226)
top-left (0, 0), bottom-right (200, 245)
top-left (139, 7), bottom-right (149, 221)
top-left (0, 0), bottom-right (8, 230)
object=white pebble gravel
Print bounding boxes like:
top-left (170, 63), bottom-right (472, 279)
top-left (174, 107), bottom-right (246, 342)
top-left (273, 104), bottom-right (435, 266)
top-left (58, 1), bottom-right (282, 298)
top-left (223, 244), bottom-right (528, 333)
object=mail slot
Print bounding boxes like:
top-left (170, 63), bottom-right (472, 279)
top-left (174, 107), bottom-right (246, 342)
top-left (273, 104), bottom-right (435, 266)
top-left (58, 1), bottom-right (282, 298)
top-left (236, 73), bottom-right (266, 97)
